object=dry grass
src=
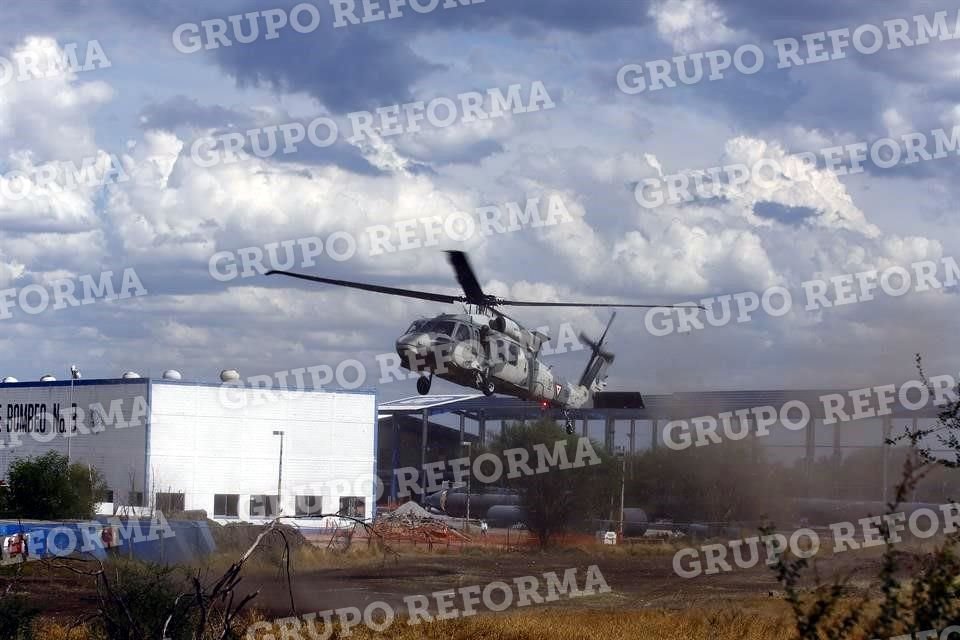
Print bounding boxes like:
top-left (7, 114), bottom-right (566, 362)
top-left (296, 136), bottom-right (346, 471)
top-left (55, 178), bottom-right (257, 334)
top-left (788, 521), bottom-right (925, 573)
top-left (194, 536), bottom-right (397, 575)
top-left (277, 606), bottom-right (794, 640)
top-left (33, 605), bottom-right (793, 640)
top-left (32, 609), bottom-right (266, 640)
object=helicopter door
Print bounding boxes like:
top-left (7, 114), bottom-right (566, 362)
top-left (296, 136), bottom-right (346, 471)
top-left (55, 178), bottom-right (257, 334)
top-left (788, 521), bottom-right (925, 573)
top-left (511, 343), bottom-right (529, 390)
top-left (489, 339), bottom-right (527, 388)
top-left (452, 323), bottom-right (480, 370)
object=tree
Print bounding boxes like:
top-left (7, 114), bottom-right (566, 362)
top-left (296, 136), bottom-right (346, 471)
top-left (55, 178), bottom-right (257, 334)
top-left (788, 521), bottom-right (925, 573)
top-left (491, 419), bottom-right (617, 548)
top-left (4, 451), bottom-right (106, 520)
top-left (770, 355), bottom-right (960, 639)
top-left (627, 439), bottom-right (795, 523)
top-left (0, 481), bottom-right (9, 514)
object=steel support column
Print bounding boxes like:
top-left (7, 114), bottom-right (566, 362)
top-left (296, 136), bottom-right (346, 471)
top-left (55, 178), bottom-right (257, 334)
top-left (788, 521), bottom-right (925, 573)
top-left (882, 416), bottom-right (892, 505)
top-left (420, 409), bottom-right (429, 503)
top-left (804, 417), bottom-right (816, 489)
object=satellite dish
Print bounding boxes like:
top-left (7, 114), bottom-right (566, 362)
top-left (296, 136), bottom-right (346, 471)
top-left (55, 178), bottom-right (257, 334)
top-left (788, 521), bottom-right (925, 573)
top-left (220, 369), bottom-right (241, 383)
top-left (40, 375), bottom-right (57, 382)
top-left (162, 369), bottom-right (183, 381)
top-left (121, 371), bottom-right (141, 379)
top-left (1, 376), bottom-right (17, 383)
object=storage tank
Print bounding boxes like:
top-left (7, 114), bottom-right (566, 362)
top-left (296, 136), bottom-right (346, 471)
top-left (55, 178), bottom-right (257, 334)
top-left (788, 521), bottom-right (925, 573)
top-left (486, 505), bottom-right (528, 528)
top-left (622, 508), bottom-right (649, 537)
top-left (597, 508), bottom-right (649, 536)
top-left (428, 489), bottom-right (521, 517)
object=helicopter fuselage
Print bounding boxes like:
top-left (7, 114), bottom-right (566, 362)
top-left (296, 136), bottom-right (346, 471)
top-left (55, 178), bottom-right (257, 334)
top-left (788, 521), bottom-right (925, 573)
top-left (395, 312), bottom-right (590, 409)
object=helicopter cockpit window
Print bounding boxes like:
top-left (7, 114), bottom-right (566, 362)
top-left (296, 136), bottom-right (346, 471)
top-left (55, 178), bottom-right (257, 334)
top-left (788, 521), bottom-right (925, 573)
top-left (508, 343), bottom-right (521, 365)
top-left (454, 324), bottom-right (471, 343)
top-left (427, 320), bottom-right (457, 337)
top-left (406, 320), bottom-right (428, 334)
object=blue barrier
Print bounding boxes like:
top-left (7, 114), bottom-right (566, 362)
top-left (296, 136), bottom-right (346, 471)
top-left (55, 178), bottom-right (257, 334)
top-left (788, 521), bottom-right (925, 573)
top-left (0, 518), bottom-right (216, 565)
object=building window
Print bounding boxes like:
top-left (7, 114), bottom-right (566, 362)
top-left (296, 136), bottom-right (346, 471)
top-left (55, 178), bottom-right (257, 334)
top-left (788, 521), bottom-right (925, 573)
top-left (214, 494), bottom-right (239, 518)
top-left (97, 489), bottom-right (114, 503)
top-left (127, 491), bottom-right (144, 506)
top-left (156, 492), bottom-right (185, 513)
top-left (339, 497), bottom-right (365, 519)
top-left (295, 495), bottom-right (323, 517)
top-left (249, 495), bottom-right (279, 518)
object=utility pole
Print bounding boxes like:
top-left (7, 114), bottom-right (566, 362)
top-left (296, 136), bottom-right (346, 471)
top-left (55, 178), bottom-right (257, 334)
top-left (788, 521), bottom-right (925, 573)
top-left (273, 430), bottom-right (285, 516)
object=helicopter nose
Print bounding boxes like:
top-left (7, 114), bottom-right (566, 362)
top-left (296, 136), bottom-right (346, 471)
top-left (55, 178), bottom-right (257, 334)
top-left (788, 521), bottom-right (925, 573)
top-left (396, 333), bottom-right (432, 368)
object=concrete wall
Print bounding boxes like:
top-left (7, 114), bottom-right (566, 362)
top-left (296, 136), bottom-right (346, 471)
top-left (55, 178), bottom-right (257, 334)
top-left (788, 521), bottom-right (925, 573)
top-left (148, 382), bottom-right (377, 525)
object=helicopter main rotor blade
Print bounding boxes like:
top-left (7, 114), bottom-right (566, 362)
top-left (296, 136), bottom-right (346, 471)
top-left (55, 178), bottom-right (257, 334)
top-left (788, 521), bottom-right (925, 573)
top-left (446, 251), bottom-right (489, 304)
top-left (598, 311), bottom-right (617, 344)
top-left (497, 300), bottom-right (707, 310)
top-left (266, 270), bottom-right (464, 305)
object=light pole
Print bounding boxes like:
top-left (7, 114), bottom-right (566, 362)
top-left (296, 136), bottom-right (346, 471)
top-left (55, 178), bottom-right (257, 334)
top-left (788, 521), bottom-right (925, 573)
top-left (68, 365), bottom-right (81, 465)
top-left (461, 441), bottom-right (472, 531)
top-left (273, 430), bottom-right (285, 517)
top-left (616, 445), bottom-right (626, 540)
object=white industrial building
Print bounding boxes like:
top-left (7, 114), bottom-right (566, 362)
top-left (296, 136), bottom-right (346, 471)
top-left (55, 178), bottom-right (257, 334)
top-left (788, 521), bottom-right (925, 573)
top-left (0, 375), bottom-right (377, 525)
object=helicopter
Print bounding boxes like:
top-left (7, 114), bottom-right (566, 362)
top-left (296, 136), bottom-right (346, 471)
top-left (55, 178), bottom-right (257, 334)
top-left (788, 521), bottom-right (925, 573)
top-left (267, 251), bottom-right (701, 432)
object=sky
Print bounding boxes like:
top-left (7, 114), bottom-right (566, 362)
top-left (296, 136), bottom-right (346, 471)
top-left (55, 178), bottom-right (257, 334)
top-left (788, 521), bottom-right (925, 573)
top-left (1, 0), bottom-right (959, 401)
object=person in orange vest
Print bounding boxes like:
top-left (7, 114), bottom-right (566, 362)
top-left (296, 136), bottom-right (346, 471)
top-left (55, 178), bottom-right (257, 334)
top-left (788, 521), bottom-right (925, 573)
top-left (7, 533), bottom-right (28, 562)
top-left (101, 526), bottom-right (116, 554)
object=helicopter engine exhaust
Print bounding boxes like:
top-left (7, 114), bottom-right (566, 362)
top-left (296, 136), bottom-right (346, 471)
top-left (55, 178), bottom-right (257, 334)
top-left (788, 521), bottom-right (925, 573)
top-left (489, 314), bottom-right (523, 342)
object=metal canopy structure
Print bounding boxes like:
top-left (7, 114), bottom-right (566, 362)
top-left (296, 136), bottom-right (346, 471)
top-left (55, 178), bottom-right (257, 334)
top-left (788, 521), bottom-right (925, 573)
top-left (378, 389), bottom-right (946, 503)
top-left (379, 389), bottom-right (944, 424)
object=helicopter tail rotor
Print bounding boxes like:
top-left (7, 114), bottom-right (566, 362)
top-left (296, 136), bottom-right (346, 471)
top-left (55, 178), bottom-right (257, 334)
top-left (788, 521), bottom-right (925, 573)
top-left (578, 312), bottom-right (617, 391)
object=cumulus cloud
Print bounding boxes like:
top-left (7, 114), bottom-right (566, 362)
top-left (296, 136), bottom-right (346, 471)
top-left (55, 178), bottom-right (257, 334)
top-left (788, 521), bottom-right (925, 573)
top-left (648, 0), bottom-right (744, 52)
top-left (0, 6), bottom-right (956, 395)
top-left (0, 37), bottom-right (112, 161)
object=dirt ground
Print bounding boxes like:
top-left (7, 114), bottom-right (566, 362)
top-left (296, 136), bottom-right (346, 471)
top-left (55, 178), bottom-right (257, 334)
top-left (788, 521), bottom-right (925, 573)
top-left (259, 546), bottom-right (898, 618)
top-left (1, 535), bottom-right (914, 624)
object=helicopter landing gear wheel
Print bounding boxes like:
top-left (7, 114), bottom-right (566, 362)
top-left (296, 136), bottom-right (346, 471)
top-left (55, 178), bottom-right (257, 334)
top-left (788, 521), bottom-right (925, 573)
top-left (563, 410), bottom-right (576, 435)
top-left (417, 374), bottom-right (432, 395)
top-left (476, 372), bottom-right (495, 396)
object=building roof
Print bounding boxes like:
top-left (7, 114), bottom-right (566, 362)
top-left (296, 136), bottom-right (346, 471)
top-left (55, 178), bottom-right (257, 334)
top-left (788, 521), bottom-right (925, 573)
top-left (0, 376), bottom-right (376, 395)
